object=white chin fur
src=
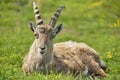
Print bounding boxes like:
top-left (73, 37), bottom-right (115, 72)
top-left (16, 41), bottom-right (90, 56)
top-left (100, 60), bottom-right (106, 67)
top-left (82, 66), bottom-right (88, 76)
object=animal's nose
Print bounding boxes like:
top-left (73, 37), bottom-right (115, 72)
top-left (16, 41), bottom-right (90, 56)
top-left (39, 47), bottom-right (45, 50)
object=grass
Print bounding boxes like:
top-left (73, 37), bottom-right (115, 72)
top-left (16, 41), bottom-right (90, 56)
top-left (0, 0), bottom-right (120, 80)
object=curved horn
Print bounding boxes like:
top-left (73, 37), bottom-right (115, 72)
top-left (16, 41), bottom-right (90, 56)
top-left (49, 4), bottom-right (65, 27)
top-left (33, 2), bottom-right (43, 26)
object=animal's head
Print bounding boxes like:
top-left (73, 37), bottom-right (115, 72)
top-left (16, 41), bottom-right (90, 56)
top-left (29, 2), bottom-right (65, 55)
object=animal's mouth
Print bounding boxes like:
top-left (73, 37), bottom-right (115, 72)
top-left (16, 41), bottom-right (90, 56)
top-left (40, 51), bottom-right (45, 54)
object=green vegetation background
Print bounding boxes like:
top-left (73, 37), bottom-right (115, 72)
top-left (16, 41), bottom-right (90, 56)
top-left (0, 0), bottom-right (120, 80)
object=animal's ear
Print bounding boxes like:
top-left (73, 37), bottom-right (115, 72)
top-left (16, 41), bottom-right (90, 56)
top-left (28, 22), bottom-right (35, 32)
top-left (52, 23), bottom-right (62, 38)
top-left (55, 23), bottom-right (62, 34)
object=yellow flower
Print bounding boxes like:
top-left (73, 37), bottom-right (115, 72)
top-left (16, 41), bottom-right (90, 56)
top-left (107, 54), bottom-right (112, 58)
top-left (88, 1), bottom-right (103, 9)
top-left (117, 19), bottom-right (120, 27)
top-left (113, 23), bottom-right (117, 27)
top-left (112, 19), bottom-right (120, 28)
top-left (107, 51), bottom-right (112, 59)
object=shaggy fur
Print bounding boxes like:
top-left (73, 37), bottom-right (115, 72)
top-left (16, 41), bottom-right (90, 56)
top-left (22, 2), bottom-right (107, 79)
top-left (53, 41), bottom-right (106, 78)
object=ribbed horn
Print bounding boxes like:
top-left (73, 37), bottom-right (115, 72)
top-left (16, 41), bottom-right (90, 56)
top-left (49, 4), bottom-right (65, 27)
top-left (33, 2), bottom-right (43, 26)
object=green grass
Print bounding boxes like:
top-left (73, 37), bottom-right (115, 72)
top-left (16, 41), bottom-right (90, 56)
top-left (0, 0), bottom-right (120, 80)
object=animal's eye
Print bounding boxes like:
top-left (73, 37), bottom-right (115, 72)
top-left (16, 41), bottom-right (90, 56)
top-left (34, 33), bottom-right (39, 39)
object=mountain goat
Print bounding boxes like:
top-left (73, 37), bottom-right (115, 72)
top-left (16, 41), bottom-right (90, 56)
top-left (22, 2), bottom-right (107, 79)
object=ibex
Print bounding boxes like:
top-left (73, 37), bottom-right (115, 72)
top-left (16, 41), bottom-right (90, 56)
top-left (22, 2), bottom-right (107, 79)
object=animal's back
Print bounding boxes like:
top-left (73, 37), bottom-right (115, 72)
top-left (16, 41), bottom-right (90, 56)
top-left (54, 41), bottom-right (98, 60)
top-left (52, 41), bottom-right (88, 76)
top-left (53, 41), bottom-right (106, 78)
top-left (54, 41), bottom-right (101, 64)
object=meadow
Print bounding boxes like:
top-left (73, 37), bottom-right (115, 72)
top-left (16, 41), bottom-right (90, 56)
top-left (0, 0), bottom-right (120, 80)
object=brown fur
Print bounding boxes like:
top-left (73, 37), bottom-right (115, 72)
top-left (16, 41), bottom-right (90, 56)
top-left (22, 2), bottom-right (107, 79)
top-left (53, 41), bottom-right (106, 78)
